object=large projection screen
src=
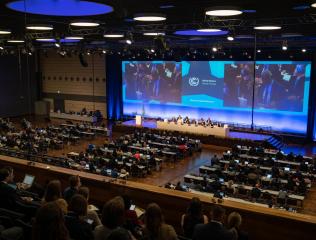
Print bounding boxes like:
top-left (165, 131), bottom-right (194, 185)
top-left (122, 61), bottom-right (311, 135)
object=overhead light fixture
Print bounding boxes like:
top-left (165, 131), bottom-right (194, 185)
top-left (205, 7), bottom-right (243, 16)
top-left (55, 42), bottom-right (60, 48)
top-left (65, 36), bottom-right (84, 40)
top-left (26, 24), bottom-right (53, 30)
top-left (150, 48), bottom-right (155, 53)
top-left (36, 38), bottom-right (56, 42)
top-left (0, 46), bottom-right (4, 50)
top-left (70, 21), bottom-right (100, 27)
top-left (0, 30), bottom-right (11, 35)
top-left (282, 41), bottom-right (288, 51)
top-left (126, 39), bottom-right (132, 45)
top-left (197, 28), bottom-right (222, 32)
top-left (311, 2), bottom-right (316, 7)
top-left (102, 50), bottom-right (106, 54)
top-left (227, 36), bottom-right (234, 41)
top-left (133, 13), bottom-right (166, 21)
top-left (143, 32), bottom-right (165, 36)
top-left (302, 48), bottom-right (307, 53)
top-left (212, 47), bottom-right (218, 52)
top-left (7, 39), bottom-right (24, 43)
top-left (254, 25), bottom-right (281, 30)
top-left (103, 34), bottom-right (124, 38)
top-left (257, 49), bottom-right (261, 53)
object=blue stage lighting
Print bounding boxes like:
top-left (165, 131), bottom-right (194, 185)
top-left (7, 0), bottom-right (113, 16)
top-left (174, 29), bottom-right (228, 36)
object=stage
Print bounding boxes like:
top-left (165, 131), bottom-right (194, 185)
top-left (121, 119), bottom-right (270, 141)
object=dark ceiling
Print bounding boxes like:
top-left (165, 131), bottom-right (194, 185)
top-left (1, 0), bottom-right (316, 55)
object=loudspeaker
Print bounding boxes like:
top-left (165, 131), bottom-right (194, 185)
top-left (79, 53), bottom-right (88, 67)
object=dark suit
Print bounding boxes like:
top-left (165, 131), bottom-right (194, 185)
top-left (0, 182), bottom-right (18, 210)
top-left (63, 187), bottom-right (78, 203)
top-left (193, 221), bottom-right (235, 240)
top-left (65, 212), bottom-right (94, 240)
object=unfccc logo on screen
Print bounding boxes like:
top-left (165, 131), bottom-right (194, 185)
top-left (189, 77), bottom-right (199, 86)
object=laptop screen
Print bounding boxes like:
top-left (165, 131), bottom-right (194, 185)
top-left (23, 174), bottom-right (35, 186)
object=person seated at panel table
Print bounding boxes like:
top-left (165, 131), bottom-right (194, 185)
top-left (206, 118), bottom-right (212, 126)
top-left (177, 115), bottom-right (183, 124)
top-left (250, 184), bottom-right (262, 201)
top-left (183, 116), bottom-right (190, 124)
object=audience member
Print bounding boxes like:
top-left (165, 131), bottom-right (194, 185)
top-left (42, 180), bottom-right (68, 214)
top-left (227, 212), bottom-right (248, 240)
top-left (0, 167), bottom-right (18, 210)
top-left (63, 175), bottom-right (81, 203)
top-left (78, 186), bottom-right (101, 227)
top-left (143, 203), bottom-right (178, 240)
top-left (193, 205), bottom-right (235, 240)
top-left (32, 202), bottom-right (69, 240)
top-left (65, 194), bottom-right (94, 240)
top-left (94, 196), bottom-right (132, 240)
top-left (181, 197), bottom-right (208, 238)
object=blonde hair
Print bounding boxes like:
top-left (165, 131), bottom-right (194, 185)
top-left (227, 212), bottom-right (242, 229)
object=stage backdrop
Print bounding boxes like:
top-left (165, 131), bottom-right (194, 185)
top-left (122, 61), bottom-right (311, 135)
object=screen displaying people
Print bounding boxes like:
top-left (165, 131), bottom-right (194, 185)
top-left (122, 61), bottom-right (311, 134)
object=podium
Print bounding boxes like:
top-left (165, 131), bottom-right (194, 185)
top-left (135, 115), bottom-right (142, 126)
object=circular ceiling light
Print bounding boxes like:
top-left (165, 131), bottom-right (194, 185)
top-left (65, 36), bottom-right (84, 40)
top-left (311, 3), bottom-right (316, 8)
top-left (174, 29), bottom-right (228, 36)
top-left (70, 21), bottom-right (99, 27)
top-left (103, 34), bottom-right (124, 38)
top-left (254, 25), bottom-right (281, 30)
top-left (6, 0), bottom-right (113, 17)
top-left (205, 7), bottom-right (242, 16)
top-left (7, 39), bottom-right (24, 43)
top-left (0, 30), bottom-right (11, 34)
top-left (197, 28), bottom-right (222, 32)
top-left (26, 24), bottom-right (53, 30)
top-left (143, 32), bottom-right (165, 36)
top-left (36, 38), bottom-right (56, 42)
top-left (133, 13), bottom-right (166, 21)
top-left (227, 36), bottom-right (234, 41)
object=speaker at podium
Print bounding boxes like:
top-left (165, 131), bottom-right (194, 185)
top-left (135, 115), bottom-right (142, 126)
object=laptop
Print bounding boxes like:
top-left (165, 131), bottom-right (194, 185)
top-left (23, 174), bottom-right (35, 187)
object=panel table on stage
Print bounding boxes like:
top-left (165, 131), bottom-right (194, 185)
top-left (50, 112), bottom-right (97, 123)
top-left (156, 121), bottom-right (229, 137)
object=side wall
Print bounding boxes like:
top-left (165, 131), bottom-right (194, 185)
top-left (40, 50), bottom-right (107, 117)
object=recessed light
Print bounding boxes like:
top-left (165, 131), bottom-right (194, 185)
top-left (36, 38), bottom-right (56, 42)
top-left (0, 30), bottom-right (11, 35)
top-left (133, 13), bottom-right (166, 21)
top-left (197, 28), bottom-right (222, 32)
top-left (311, 3), bottom-right (316, 8)
top-left (70, 21), bottom-right (99, 27)
top-left (65, 36), bottom-right (84, 40)
top-left (257, 49), bottom-right (261, 53)
top-left (143, 32), bottom-right (165, 36)
top-left (227, 36), bottom-right (234, 41)
top-left (302, 48), bottom-right (307, 53)
top-left (254, 26), bottom-right (281, 30)
top-left (7, 40), bottom-right (24, 43)
top-left (26, 24), bottom-right (53, 30)
top-left (282, 45), bottom-right (288, 51)
top-left (212, 47), bottom-right (218, 52)
top-left (205, 7), bottom-right (242, 16)
top-left (104, 34), bottom-right (124, 38)
top-left (126, 39), bottom-right (132, 45)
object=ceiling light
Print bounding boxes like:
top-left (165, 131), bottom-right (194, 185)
top-left (254, 25), bottom-right (281, 30)
top-left (197, 28), bottom-right (222, 32)
top-left (133, 13), bottom-right (166, 21)
top-left (7, 40), bottom-right (24, 43)
top-left (143, 32), bottom-right (165, 36)
top-left (282, 45), bottom-right (287, 51)
top-left (104, 34), bottom-right (124, 38)
top-left (102, 50), bottom-right (106, 54)
top-left (55, 42), bottom-right (61, 48)
top-left (70, 21), bottom-right (99, 27)
top-left (257, 49), bottom-right (261, 53)
top-left (0, 30), bottom-right (11, 35)
top-left (302, 48), bottom-right (307, 53)
top-left (0, 46), bottom-right (4, 50)
top-left (311, 3), bottom-right (316, 7)
top-left (150, 49), bottom-right (155, 53)
top-left (126, 39), bottom-right (132, 45)
top-left (26, 24), bottom-right (53, 30)
top-left (65, 36), bottom-right (84, 40)
top-left (227, 36), bottom-right (234, 41)
top-left (205, 7), bottom-right (242, 16)
top-left (36, 38), bottom-right (56, 42)
top-left (212, 47), bottom-right (218, 52)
